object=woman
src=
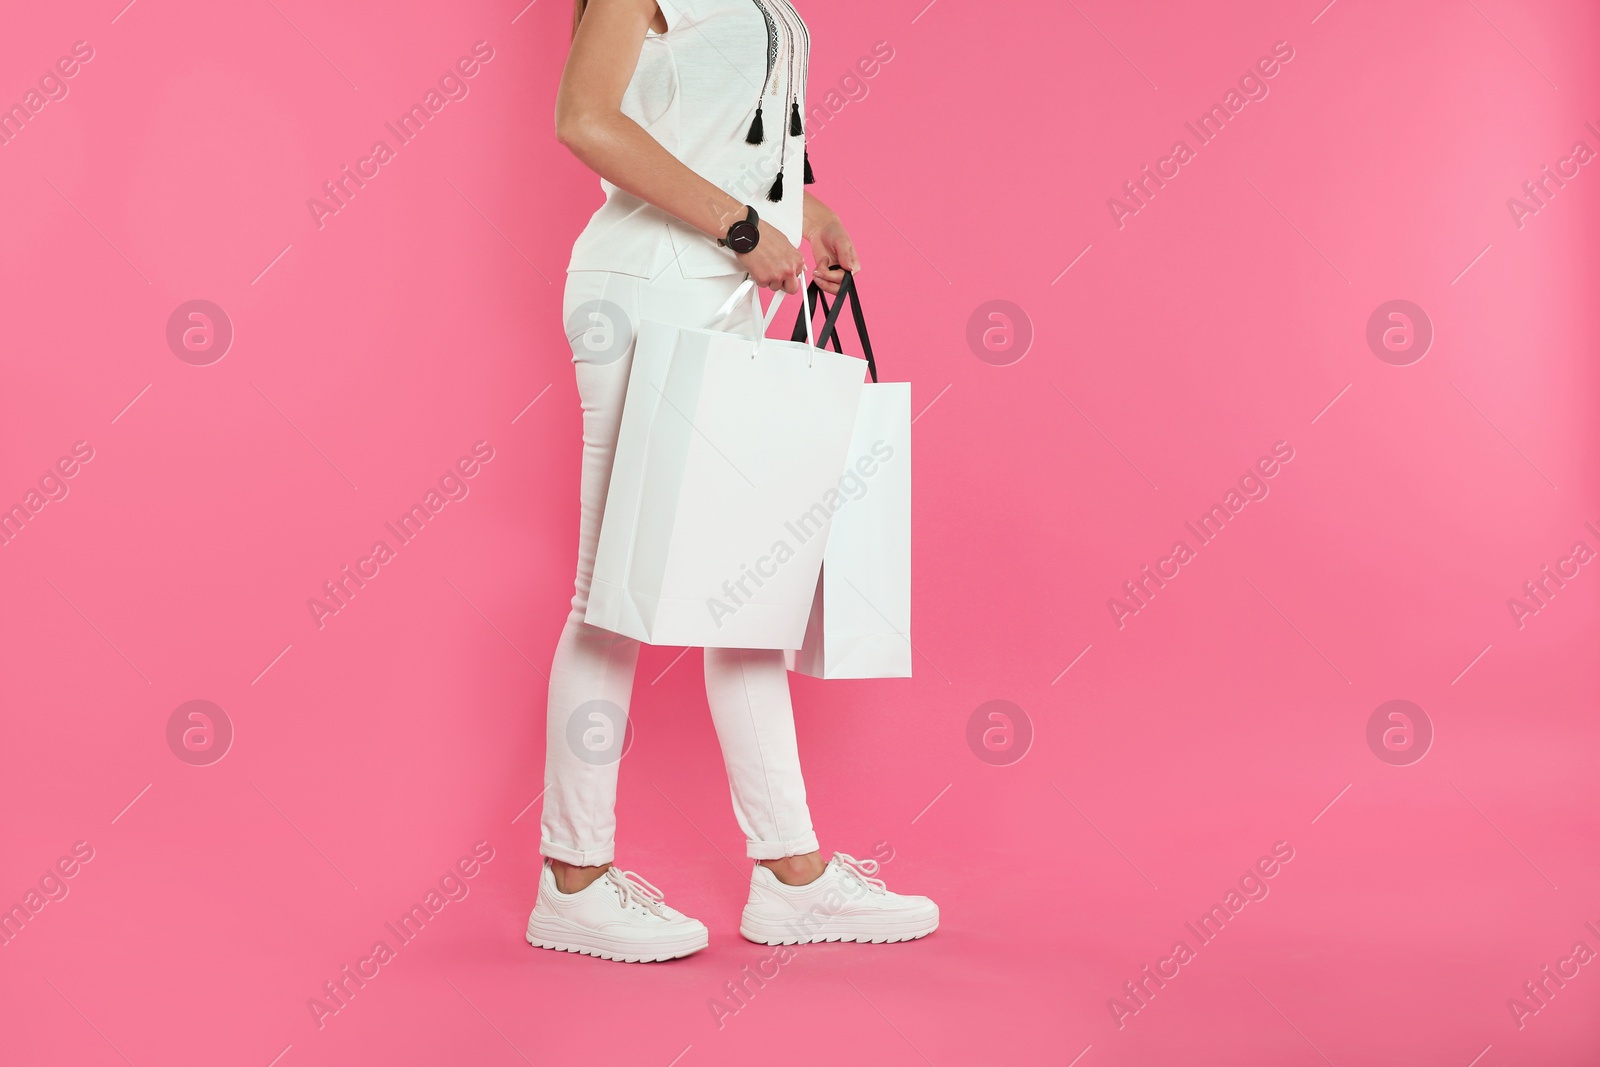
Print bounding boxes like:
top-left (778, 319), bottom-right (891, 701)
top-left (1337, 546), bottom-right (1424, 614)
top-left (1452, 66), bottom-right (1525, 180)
top-left (526, 0), bottom-right (938, 962)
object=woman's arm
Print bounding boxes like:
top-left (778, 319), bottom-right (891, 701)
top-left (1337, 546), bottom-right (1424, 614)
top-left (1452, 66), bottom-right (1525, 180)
top-left (802, 191), bottom-right (861, 295)
top-left (556, 0), bottom-right (805, 292)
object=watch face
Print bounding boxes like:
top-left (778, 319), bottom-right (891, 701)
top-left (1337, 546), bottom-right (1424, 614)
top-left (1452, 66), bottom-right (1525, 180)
top-left (728, 221), bottom-right (759, 254)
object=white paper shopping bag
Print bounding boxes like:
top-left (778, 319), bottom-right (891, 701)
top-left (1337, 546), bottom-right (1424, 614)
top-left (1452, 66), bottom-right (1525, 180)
top-left (585, 278), bottom-right (868, 649)
top-left (785, 274), bottom-right (914, 679)
top-left (788, 384), bottom-right (912, 678)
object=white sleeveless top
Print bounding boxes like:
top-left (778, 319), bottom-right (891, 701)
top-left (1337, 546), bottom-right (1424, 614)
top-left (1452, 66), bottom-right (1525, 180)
top-left (566, 0), bottom-right (811, 279)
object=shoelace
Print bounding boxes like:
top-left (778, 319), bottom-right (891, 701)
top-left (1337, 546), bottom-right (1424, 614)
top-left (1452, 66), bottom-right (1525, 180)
top-left (831, 853), bottom-right (888, 895)
top-left (605, 868), bottom-right (670, 917)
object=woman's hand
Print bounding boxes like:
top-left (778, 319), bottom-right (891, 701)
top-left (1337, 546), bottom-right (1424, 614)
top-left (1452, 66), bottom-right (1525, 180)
top-left (736, 220), bottom-right (806, 294)
top-left (802, 192), bottom-right (860, 295)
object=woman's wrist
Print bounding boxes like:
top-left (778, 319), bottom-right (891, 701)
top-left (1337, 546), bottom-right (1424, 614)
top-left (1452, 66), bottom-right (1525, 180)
top-left (801, 214), bottom-right (835, 241)
top-left (707, 194), bottom-right (749, 240)
top-left (801, 193), bottom-right (835, 240)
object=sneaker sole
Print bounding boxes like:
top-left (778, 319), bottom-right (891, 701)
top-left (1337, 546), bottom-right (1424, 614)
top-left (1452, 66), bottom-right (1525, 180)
top-left (525, 921), bottom-right (708, 963)
top-left (739, 911), bottom-right (939, 946)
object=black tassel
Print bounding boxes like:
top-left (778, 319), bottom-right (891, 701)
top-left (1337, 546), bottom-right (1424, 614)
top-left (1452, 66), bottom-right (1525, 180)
top-left (803, 150), bottom-right (815, 185)
top-left (789, 101), bottom-right (803, 136)
top-left (746, 106), bottom-right (764, 145)
top-left (767, 170), bottom-right (784, 202)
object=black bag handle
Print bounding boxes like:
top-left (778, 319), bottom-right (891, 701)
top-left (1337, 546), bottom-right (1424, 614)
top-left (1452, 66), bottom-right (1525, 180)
top-left (791, 283), bottom-right (838, 350)
top-left (788, 270), bottom-right (878, 383)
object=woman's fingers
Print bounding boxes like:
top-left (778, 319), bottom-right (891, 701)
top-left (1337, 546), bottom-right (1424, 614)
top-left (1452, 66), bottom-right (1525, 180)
top-left (814, 229), bottom-right (859, 272)
top-left (810, 257), bottom-right (844, 294)
top-left (830, 231), bottom-right (860, 272)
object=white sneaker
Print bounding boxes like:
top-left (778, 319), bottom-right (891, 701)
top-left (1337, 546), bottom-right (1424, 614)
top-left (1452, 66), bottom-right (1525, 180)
top-left (526, 861), bottom-right (708, 963)
top-left (740, 853), bottom-right (939, 945)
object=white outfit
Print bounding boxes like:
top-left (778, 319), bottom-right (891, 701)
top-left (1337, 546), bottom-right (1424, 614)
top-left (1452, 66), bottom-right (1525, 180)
top-left (542, 0), bottom-right (817, 868)
top-left (567, 0), bottom-right (810, 279)
top-left (543, 246), bottom-right (819, 864)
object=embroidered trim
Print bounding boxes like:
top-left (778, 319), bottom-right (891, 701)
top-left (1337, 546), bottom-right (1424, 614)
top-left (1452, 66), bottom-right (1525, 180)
top-left (751, 0), bottom-right (779, 92)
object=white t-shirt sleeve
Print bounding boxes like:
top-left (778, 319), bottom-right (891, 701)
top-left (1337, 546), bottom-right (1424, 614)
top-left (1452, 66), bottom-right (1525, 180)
top-left (653, 0), bottom-right (687, 32)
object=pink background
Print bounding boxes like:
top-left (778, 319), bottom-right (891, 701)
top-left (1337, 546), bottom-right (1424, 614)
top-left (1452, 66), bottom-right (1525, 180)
top-left (4, 0), bottom-right (1599, 1064)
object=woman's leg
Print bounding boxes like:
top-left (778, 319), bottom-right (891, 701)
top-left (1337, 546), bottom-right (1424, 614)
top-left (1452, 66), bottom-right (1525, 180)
top-left (680, 275), bottom-right (824, 881)
top-left (703, 647), bottom-right (824, 880)
top-left (712, 656), bottom-right (937, 948)
top-left (540, 270), bottom-right (645, 885)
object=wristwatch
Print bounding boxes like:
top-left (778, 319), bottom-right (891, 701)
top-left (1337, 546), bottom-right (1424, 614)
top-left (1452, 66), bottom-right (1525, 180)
top-left (718, 205), bottom-right (760, 254)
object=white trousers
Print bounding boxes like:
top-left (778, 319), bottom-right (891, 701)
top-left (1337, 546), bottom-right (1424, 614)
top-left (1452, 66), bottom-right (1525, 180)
top-left (540, 247), bottom-right (819, 865)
